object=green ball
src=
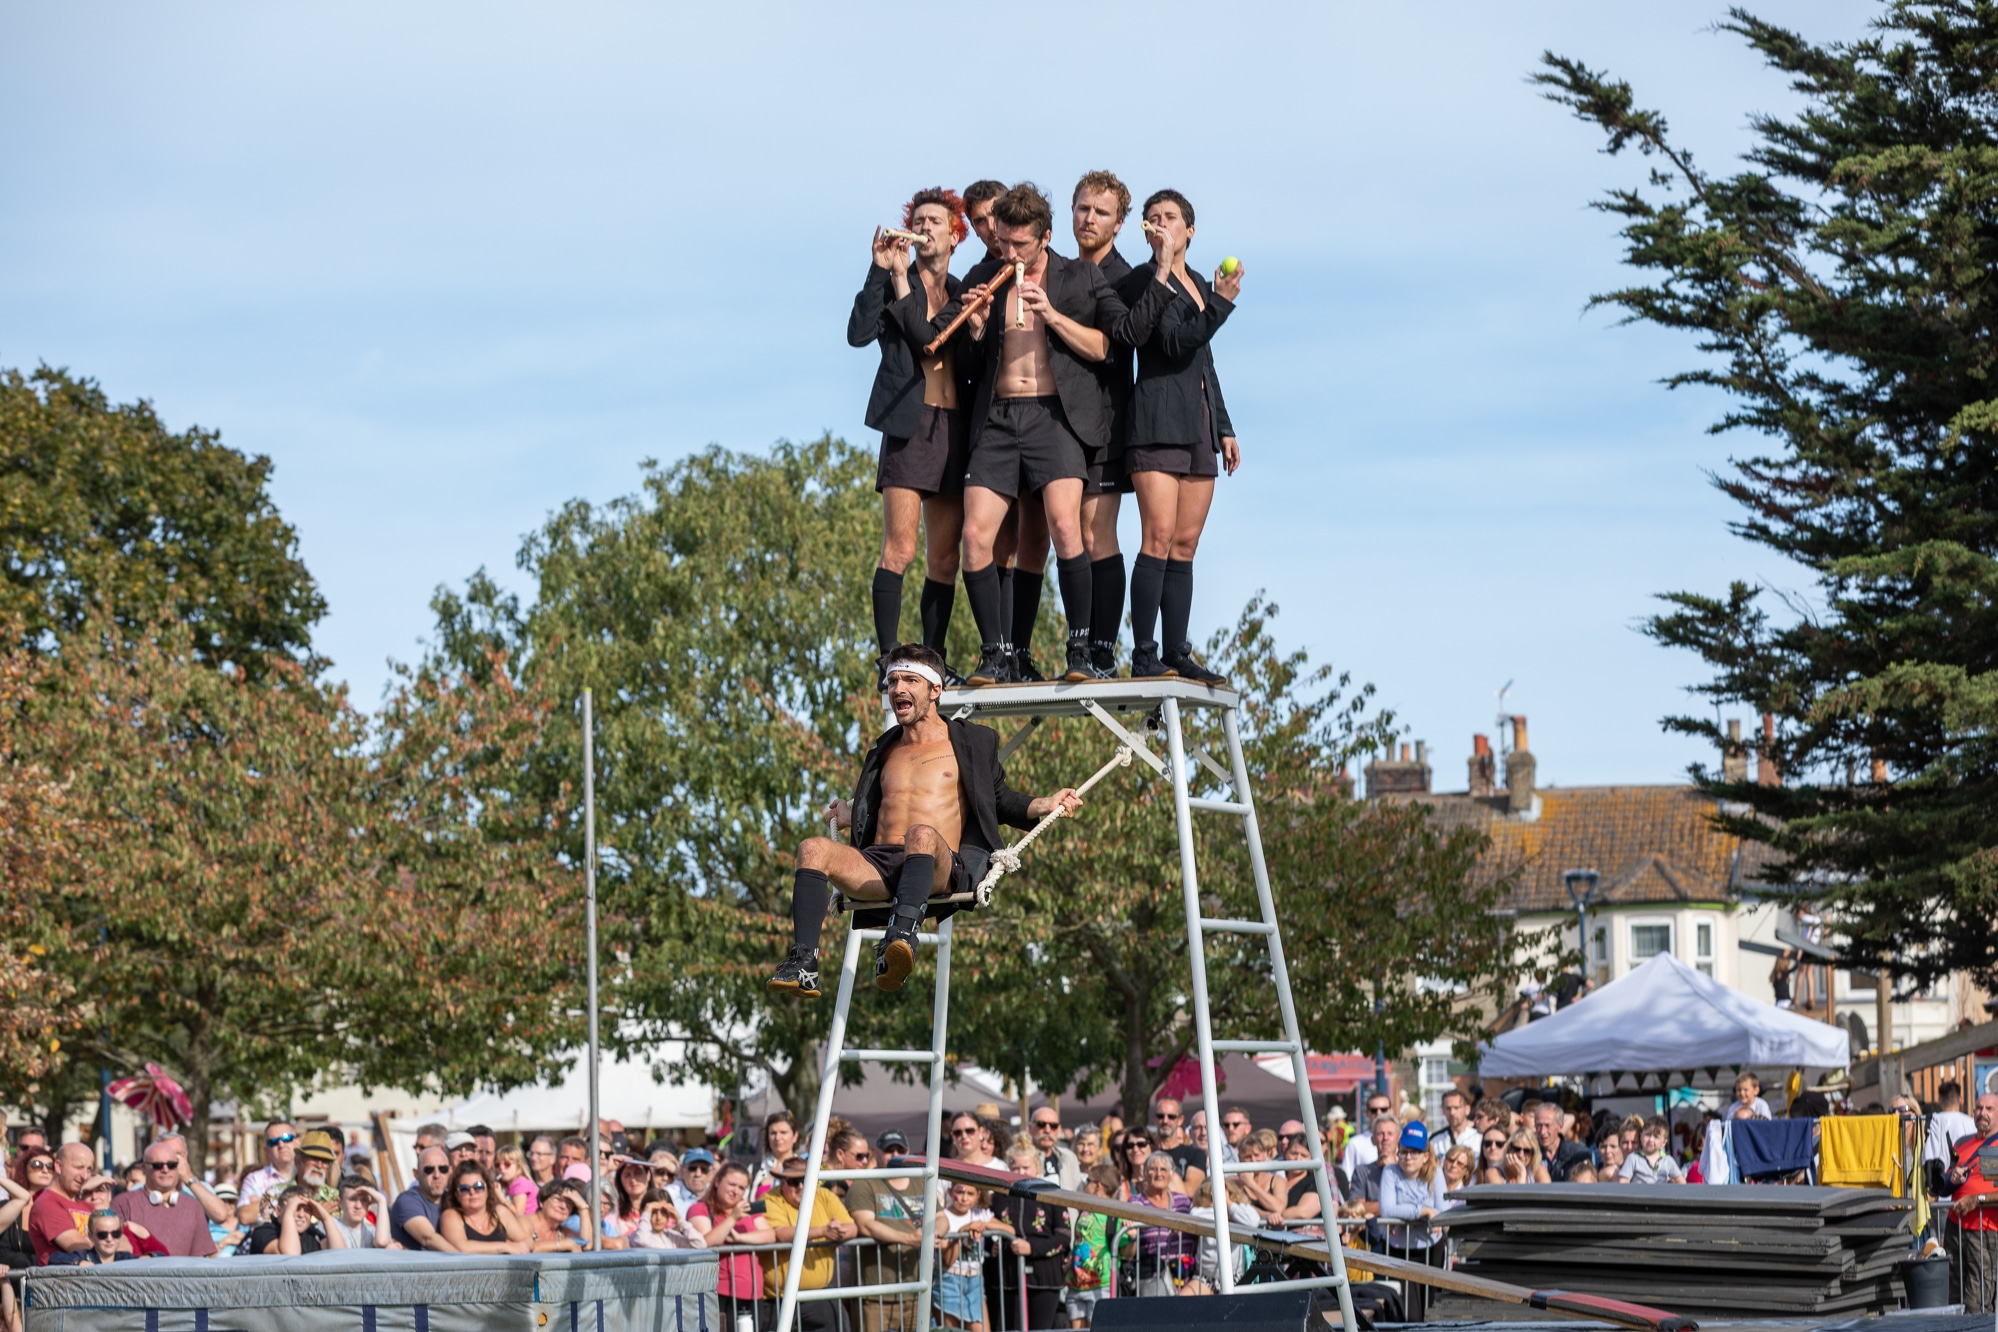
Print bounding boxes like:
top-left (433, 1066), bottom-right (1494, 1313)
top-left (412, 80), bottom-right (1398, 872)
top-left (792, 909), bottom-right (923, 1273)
top-left (1221, 256), bottom-right (1241, 276)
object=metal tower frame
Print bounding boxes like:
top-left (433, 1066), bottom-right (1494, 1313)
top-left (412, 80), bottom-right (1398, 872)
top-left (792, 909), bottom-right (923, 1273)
top-left (775, 677), bottom-right (1356, 1332)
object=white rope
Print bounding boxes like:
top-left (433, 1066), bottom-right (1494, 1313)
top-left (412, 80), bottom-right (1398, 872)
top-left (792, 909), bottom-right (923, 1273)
top-left (974, 746), bottom-right (1134, 898)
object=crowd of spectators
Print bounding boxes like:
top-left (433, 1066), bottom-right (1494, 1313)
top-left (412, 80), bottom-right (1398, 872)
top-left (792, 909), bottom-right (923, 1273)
top-left (6, 1072), bottom-right (1987, 1330)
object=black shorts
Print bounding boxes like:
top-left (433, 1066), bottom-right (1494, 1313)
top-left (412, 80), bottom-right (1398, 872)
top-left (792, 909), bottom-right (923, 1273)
top-left (1084, 444), bottom-right (1125, 494)
top-left (877, 405), bottom-right (968, 496)
top-left (860, 843), bottom-right (969, 898)
top-left (967, 396), bottom-right (1087, 498)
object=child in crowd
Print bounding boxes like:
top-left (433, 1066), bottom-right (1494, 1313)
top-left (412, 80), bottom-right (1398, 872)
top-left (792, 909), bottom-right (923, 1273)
top-left (1066, 1164), bottom-right (1122, 1328)
top-left (937, 1181), bottom-right (993, 1331)
top-left (495, 1145), bottom-right (538, 1215)
top-left (1618, 1116), bottom-right (1687, 1184)
top-left (629, 1189), bottom-right (703, 1249)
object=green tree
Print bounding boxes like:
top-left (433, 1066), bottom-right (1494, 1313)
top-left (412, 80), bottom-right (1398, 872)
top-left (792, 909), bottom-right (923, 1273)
top-left (4, 616), bottom-right (581, 1163)
top-left (430, 436), bottom-right (1532, 1121)
top-left (1540, 3), bottom-right (1998, 989)
top-left (0, 367), bottom-right (322, 669)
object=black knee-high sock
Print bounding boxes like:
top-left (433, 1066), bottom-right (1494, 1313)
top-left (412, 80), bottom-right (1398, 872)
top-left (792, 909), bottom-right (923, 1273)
top-left (1056, 553), bottom-right (1091, 647)
top-left (964, 563), bottom-right (1004, 646)
top-left (1013, 567), bottom-right (1044, 655)
top-left (1089, 554), bottom-right (1126, 651)
top-left (791, 868), bottom-right (831, 951)
top-left (1130, 553), bottom-right (1167, 646)
top-left (870, 566), bottom-right (902, 656)
top-left (1163, 558), bottom-right (1195, 651)
top-left (996, 565), bottom-right (1014, 643)
top-left (894, 853), bottom-right (935, 919)
top-left (919, 578), bottom-right (955, 653)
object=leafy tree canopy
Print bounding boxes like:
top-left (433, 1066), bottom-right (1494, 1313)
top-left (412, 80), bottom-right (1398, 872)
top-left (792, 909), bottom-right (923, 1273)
top-left (430, 435), bottom-right (1529, 1119)
top-left (0, 367), bottom-right (322, 670)
top-left (1540, 2), bottom-right (1998, 989)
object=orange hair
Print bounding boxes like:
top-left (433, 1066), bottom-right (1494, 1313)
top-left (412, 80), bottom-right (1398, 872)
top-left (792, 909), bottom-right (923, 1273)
top-left (904, 187), bottom-right (968, 245)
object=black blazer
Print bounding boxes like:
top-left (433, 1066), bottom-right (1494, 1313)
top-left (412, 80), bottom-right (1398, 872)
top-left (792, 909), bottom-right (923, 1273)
top-left (1117, 261), bottom-right (1237, 447)
top-left (847, 263), bottom-right (962, 439)
top-left (947, 250), bottom-right (1173, 451)
top-left (848, 717), bottom-right (1035, 855)
top-left (1093, 245), bottom-right (1138, 454)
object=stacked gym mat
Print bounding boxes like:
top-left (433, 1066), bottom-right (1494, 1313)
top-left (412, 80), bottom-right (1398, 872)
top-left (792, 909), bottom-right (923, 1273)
top-left (1434, 1184), bottom-right (1912, 1318)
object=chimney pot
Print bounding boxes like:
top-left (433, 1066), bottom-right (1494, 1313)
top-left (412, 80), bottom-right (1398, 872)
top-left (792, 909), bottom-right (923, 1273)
top-left (1510, 715), bottom-right (1530, 754)
top-left (1757, 712), bottom-right (1781, 787)
top-left (1415, 740), bottom-right (1427, 765)
top-left (1721, 718), bottom-right (1748, 785)
top-left (1399, 743), bottom-right (1411, 762)
top-left (1504, 716), bottom-right (1535, 813)
top-left (1468, 734), bottom-right (1497, 798)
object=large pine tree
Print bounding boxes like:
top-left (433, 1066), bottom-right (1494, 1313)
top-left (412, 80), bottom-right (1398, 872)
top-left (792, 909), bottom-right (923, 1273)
top-left (1540, 3), bottom-right (1998, 989)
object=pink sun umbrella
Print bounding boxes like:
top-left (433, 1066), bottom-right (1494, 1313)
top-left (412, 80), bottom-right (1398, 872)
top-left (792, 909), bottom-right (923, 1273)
top-left (107, 1064), bottom-right (194, 1131)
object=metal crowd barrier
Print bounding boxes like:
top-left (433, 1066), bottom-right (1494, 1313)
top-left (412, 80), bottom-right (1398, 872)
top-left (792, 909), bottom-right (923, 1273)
top-left (716, 1211), bottom-right (1364, 1331)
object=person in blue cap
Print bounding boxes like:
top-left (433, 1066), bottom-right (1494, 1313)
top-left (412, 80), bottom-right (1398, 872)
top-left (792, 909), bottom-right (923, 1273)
top-left (670, 1149), bottom-right (716, 1213)
top-left (1375, 1121), bottom-right (1447, 1317)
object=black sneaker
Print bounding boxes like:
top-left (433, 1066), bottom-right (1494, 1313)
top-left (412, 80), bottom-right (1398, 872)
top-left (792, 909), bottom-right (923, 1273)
top-left (766, 946), bottom-right (821, 999)
top-left (1131, 641), bottom-right (1178, 680)
top-left (1166, 641), bottom-right (1227, 686)
top-left (967, 643), bottom-right (1015, 686)
top-left (874, 918), bottom-right (919, 992)
top-left (941, 663), bottom-right (966, 689)
top-left (874, 655), bottom-right (892, 694)
top-left (1014, 647), bottom-right (1046, 683)
top-left (1062, 634), bottom-right (1095, 682)
top-left (1090, 641), bottom-right (1120, 679)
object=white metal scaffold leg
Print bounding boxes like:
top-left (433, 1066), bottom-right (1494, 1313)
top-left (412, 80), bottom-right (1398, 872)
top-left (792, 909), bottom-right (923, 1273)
top-left (774, 913), bottom-right (953, 1332)
top-left (774, 677), bottom-right (1356, 1332)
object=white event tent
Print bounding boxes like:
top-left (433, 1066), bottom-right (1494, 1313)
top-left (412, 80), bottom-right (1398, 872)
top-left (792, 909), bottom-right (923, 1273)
top-left (1479, 951), bottom-right (1852, 1078)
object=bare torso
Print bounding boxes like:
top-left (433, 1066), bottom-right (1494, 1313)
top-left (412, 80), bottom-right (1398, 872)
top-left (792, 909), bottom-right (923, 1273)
top-left (875, 733), bottom-right (965, 850)
top-left (920, 269), bottom-right (957, 409)
top-left (996, 259), bottom-right (1055, 399)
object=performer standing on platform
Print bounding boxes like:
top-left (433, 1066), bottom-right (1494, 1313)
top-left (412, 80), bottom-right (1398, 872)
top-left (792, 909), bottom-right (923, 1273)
top-left (950, 183), bottom-right (1172, 685)
top-left (962, 177), bottom-right (1043, 675)
top-left (993, 172), bottom-right (1138, 680)
top-left (1123, 189), bottom-right (1243, 684)
top-left (1071, 170), bottom-right (1138, 676)
top-left (766, 644), bottom-right (1079, 998)
top-left (848, 190), bottom-right (971, 682)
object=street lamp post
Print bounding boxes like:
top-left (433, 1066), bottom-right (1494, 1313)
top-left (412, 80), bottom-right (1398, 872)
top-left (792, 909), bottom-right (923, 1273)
top-left (1563, 869), bottom-right (1602, 987)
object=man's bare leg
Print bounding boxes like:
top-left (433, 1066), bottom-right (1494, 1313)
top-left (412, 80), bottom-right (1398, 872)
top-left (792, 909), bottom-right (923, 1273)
top-left (872, 823), bottom-right (955, 992)
top-left (1038, 476), bottom-right (1094, 681)
top-left (1012, 497), bottom-right (1051, 678)
top-left (768, 828), bottom-right (953, 997)
top-left (1082, 491), bottom-right (1124, 674)
top-left (872, 487), bottom-right (924, 662)
top-left (961, 484), bottom-right (1023, 684)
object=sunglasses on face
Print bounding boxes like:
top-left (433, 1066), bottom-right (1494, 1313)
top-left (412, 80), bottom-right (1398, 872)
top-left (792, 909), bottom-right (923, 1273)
top-left (1506, 1147), bottom-right (1530, 1155)
top-left (950, 1127), bottom-right (980, 1138)
top-left (267, 1134), bottom-right (298, 1146)
top-left (1223, 1120), bottom-right (1248, 1130)
top-left (93, 1228), bottom-right (122, 1240)
top-left (421, 1165), bottom-right (451, 1176)
top-left (457, 1182), bottom-right (487, 1194)
top-left (147, 1160), bottom-right (180, 1171)
top-left (1157, 1112), bottom-right (1182, 1121)
top-left (25, 1159), bottom-right (53, 1171)
top-left (1032, 1121), bottom-right (1059, 1130)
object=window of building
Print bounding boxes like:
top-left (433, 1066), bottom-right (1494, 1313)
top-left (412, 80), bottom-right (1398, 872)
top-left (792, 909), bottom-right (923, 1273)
top-left (1695, 920), bottom-right (1715, 976)
top-left (1590, 924), bottom-right (1609, 984)
top-left (1630, 921), bottom-right (1673, 962)
top-left (1419, 1055), bottom-right (1452, 1125)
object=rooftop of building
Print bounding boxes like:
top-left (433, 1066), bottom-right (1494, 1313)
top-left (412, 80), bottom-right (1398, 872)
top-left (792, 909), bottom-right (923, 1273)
top-left (1364, 716), bottom-right (1780, 913)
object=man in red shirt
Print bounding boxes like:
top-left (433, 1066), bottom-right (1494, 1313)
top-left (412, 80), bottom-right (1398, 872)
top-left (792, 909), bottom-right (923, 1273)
top-left (1947, 1092), bottom-right (1998, 1312)
top-left (28, 1144), bottom-right (96, 1263)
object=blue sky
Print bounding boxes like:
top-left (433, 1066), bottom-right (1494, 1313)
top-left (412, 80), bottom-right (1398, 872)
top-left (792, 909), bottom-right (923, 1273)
top-left (2, 1), bottom-right (1878, 787)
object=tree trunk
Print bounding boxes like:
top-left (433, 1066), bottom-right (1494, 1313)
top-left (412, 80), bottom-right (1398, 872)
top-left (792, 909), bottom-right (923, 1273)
top-left (1120, 987), bottom-right (1151, 1124)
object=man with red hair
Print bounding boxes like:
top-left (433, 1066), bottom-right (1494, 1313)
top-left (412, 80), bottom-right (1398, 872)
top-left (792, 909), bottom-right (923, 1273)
top-left (849, 188), bottom-right (972, 684)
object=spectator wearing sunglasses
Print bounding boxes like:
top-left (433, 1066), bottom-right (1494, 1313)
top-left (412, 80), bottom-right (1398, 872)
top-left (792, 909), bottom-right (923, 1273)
top-left (1114, 1129), bottom-right (1155, 1202)
top-left (236, 1119), bottom-right (299, 1226)
top-left (110, 1142), bottom-right (216, 1256)
top-left (75, 1210), bottom-right (140, 1265)
top-left (389, 1147), bottom-right (459, 1252)
top-left (1028, 1109), bottom-right (1082, 1191)
top-left (0, 1144), bottom-right (38, 1271)
top-left (439, 1161), bottom-right (529, 1254)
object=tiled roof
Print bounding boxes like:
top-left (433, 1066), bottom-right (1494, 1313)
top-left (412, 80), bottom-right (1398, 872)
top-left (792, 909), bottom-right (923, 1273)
top-left (1372, 784), bottom-right (1777, 913)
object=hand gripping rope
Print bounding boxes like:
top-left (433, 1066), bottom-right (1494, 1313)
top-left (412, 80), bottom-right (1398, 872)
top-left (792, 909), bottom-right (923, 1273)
top-left (971, 745), bottom-right (1134, 903)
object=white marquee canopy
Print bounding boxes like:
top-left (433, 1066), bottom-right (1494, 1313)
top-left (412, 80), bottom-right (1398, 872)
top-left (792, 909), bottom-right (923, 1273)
top-left (1479, 951), bottom-right (1852, 1078)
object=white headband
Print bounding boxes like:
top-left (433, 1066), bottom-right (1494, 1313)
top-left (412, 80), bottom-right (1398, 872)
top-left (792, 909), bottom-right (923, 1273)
top-left (885, 661), bottom-right (943, 690)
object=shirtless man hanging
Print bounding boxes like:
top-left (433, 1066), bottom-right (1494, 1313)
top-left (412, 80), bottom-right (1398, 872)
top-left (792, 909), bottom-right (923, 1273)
top-left (767, 643), bottom-right (1081, 997)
